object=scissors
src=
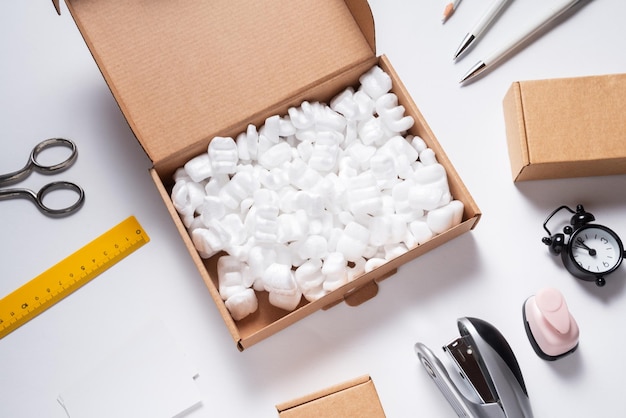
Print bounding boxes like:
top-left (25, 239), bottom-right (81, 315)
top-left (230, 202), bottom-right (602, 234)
top-left (0, 138), bottom-right (85, 217)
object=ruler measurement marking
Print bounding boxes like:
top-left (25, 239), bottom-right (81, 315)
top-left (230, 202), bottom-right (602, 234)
top-left (0, 216), bottom-right (149, 339)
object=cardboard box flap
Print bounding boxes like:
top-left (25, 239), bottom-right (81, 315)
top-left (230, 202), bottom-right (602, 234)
top-left (59, 0), bottom-right (376, 168)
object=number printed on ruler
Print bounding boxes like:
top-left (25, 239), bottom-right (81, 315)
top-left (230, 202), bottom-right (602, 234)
top-left (0, 216), bottom-right (149, 339)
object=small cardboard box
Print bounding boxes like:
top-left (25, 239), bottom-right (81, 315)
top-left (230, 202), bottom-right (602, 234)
top-left (53, 0), bottom-right (480, 350)
top-left (503, 73), bottom-right (626, 182)
top-left (276, 375), bottom-right (386, 418)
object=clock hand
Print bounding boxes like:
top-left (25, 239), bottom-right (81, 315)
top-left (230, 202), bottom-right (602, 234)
top-left (574, 237), bottom-right (597, 256)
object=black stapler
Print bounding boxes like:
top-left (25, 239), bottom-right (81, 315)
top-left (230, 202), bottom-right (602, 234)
top-left (414, 317), bottom-right (533, 418)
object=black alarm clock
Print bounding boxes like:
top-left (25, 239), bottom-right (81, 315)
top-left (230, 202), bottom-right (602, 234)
top-left (542, 204), bottom-right (625, 287)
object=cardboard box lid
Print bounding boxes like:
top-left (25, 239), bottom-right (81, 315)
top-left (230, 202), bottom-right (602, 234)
top-left (276, 375), bottom-right (386, 417)
top-left (56, 0), bottom-right (376, 169)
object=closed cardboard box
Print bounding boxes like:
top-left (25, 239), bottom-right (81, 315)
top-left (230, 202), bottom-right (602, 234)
top-left (503, 73), bottom-right (626, 182)
top-left (276, 375), bottom-right (386, 418)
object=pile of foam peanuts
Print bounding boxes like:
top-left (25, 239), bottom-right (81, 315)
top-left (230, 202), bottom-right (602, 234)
top-left (171, 66), bottom-right (463, 320)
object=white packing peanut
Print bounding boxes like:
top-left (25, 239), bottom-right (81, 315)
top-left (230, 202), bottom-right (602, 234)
top-left (258, 141), bottom-right (292, 169)
top-left (419, 147), bottom-right (438, 165)
top-left (217, 255), bottom-right (246, 300)
top-left (278, 186), bottom-right (298, 213)
top-left (359, 65), bottom-right (392, 100)
top-left (247, 245), bottom-right (276, 283)
top-left (330, 87), bottom-right (359, 120)
top-left (295, 258), bottom-right (324, 292)
top-left (352, 89), bottom-right (375, 120)
top-left (346, 141), bottom-right (376, 170)
top-left (225, 288), bottom-right (258, 321)
top-left (171, 180), bottom-right (205, 218)
top-left (199, 195), bottom-right (226, 225)
top-left (236, 124), bottom-right (259, 161)
top-left (263, 263), bottom-right (302, 311)
top-left (308, 131), bottom-right (343, 173)
top-left (287, 158), bottom-right (322, 190)
top-left (384, 243), bottom-right (409, 260)
top-left (219, 170), bottom-right (260, 210)
top-left (408, 219), bottom-right (434, 246)
top-left (307, 212), bottom-right (333, 237)
top-left (317, 106), bottom-right (347, 133)
top-left (347, 171), bottom-right (382, 216)
top-left (321, 252), bottom-right (348, 291)
top-left (426, 200), bottom-right (465, 234)
top-left (294, 190), bottom-right (325, 218)
top-left (278, 115), bottom-right (296, 137)
top-left (263, 263), bottom-right (298, 295)
top-left (410, 135), bottom-right (427, 153)
top-left (297, 234), bottom-right (329, 260)
top-left (357, 116), bottom-right (386, 146)
top-left (322, 252), bottom-right (347, 277)
top-left (288, 102), bottom-right (315, 130)
top-left (183, 153), bottom-right (213, 182)
top-left (411, 163), bottom-right (452, 210)
top-left (260, 115), bottom-right (281, 144)
top-left (368, 215), bottom-right (391, 247)
top-left (258, 166), bottom-right (290, 190)
top-left (269, 291), bottom-right (302, 312)
top-left (364, 257), bottom-right (386, 272)
top-left (277, 211), bottom-right (308, 244)
top-left (369, 152), bottom-right (398, 190)
top-left (254, 205), bottom-right (279, 243)
top-left (375, 93), bottom-right (414, 134)
top-left (208, 136), bottom-right (238, 174)
top-left (408, 182), bottom-right (444, 212)
top-left (336, 221), bottom-right (370, 262)
top-left (173, 167), bottom-right (191, 183)
top-left (191, 227), bottom-right (225, 259)
top-left (221, 213), bottom-right (247, 248)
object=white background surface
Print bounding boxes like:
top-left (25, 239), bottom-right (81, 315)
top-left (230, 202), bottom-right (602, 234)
top-left (1, 0), bottom-right (625, 417)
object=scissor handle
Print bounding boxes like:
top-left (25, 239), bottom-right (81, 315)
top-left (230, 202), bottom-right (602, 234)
top-left (0, 138), bottom-right (78, 186)
top-left (0, 181), bottom-right (85, 217)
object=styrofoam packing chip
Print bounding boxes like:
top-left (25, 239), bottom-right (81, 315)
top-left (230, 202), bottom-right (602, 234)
top-left (171, 65), bottom-right (464, 320)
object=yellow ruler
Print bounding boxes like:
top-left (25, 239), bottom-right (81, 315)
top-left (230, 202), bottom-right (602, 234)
top-left (0, 216), bottom-right (149, 339)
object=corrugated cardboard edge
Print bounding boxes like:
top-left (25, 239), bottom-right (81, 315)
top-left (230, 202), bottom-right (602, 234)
top-left (276, 375), bottom-right (386, 418)
top-left (502, 82), bottom-right (530, 182)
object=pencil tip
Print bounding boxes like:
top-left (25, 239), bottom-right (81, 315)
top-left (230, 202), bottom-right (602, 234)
top-left (442, 3), bottom-right (454, 23)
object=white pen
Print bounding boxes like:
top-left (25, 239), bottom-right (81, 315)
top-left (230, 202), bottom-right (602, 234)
top-left (453, 0), bottom-right (512, 60)
top-left (460, 0), bottom-right (587, 84)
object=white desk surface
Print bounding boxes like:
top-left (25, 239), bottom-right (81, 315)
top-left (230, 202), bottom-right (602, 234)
top-left (2, 1), bottom-right (625, 417)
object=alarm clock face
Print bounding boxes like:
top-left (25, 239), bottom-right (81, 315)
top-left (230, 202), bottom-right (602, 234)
top-left (567, 225), bottom-right (624, 275)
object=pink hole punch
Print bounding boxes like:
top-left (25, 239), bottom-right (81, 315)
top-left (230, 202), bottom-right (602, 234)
top-left (523, 287), bottom-right (579, 360)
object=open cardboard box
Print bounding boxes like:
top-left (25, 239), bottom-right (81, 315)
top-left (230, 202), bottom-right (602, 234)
top-left (53, 0), bottom-right (480, 350)
top-left (276, 375), bottom-right (386, 417)
top-left (503, 73), bottom-right (626, 182)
